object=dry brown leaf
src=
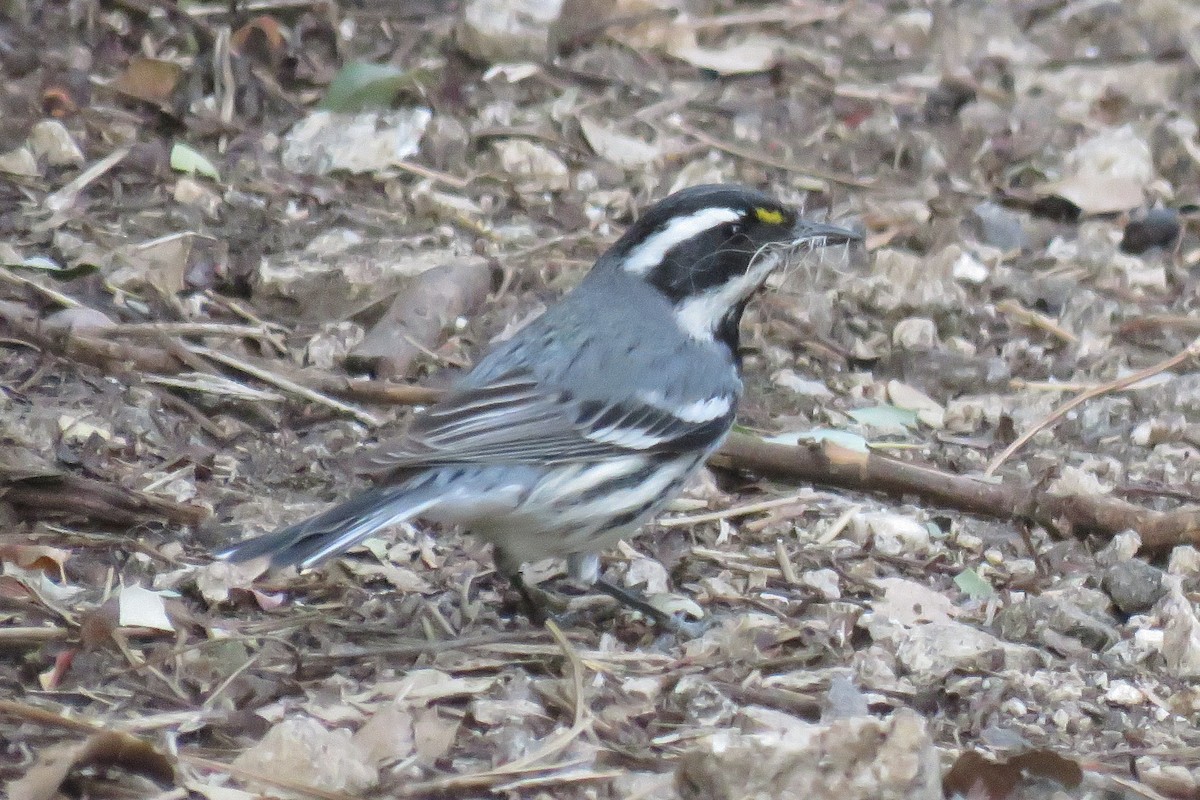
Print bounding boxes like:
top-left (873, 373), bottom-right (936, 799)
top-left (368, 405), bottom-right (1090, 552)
top-left (413, 707), bottom-right (459, 762)
top-left (187, 782), bottom-right (261, 800)
top-left (0, 543), bottom-right (71, 579)
top-left (667, 32), bottom-right (788, 75)
top-left (232, 716), bottom-right (378, 796)
top-left (942, 749), bottom-right (1083, 800)
top-left (0, 565), bottom-right (83, 623)
top-left (493, 139), bottom-right (571, 192)
top-left (1034, 125), bottom-right (1156, 216)
top-left (579, 117), bottom-right (664, 168)
top-left (194, 559), bottom-right (271, 606)
top-left (352, 704), bottom-right (416, 766)
top-left (340, 561), bottom-right (435, 593)
top-left (885, 380), bottom-right (945, 429)
top-left (871, 577), bottom-right (958, 627)
top-left (117, 585), bottom-right (175, 632)
top-left (110, 57), bottom-right (184, 108)
top-left (347, 260), bottom-right (490, 379)
top-left (8, 731), bottom-right (176, 800)
top-left (108, 233), bottom-right (228, 297)
top-left (78, 597), bottom-right (121, 650)
top-left (230, 15), bottom-right (287, 64)
top-left (1035, 174), bottom-right (1146, 217)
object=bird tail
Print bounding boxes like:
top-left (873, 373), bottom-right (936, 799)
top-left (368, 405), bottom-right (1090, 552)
top-left (215, 484), bottom-right (441, 570)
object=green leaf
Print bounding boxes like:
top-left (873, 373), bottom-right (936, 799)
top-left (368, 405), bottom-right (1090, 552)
top-left (767, 428), bottom-right (870, 453)
top-left (847, 405), bottom-right (919, 431)
top-left (318, 62), bottom-right (433, 112)
top-left (954, 567), bottom-right (995, 599)
top-left (169, 142), bottom-right (220, 180)
top-left (19, 255), bottom-right (64, 270)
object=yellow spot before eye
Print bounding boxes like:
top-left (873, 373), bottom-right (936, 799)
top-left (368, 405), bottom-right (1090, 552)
top-left (754, 207), bottom-right (785, 225)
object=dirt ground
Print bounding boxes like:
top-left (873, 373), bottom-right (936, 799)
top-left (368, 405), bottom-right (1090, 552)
top-left (3, 1), bottom-right (1200, 799)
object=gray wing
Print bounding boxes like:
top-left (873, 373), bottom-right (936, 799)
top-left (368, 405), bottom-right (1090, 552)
top-left (359, 368), bottom-right (736, 472)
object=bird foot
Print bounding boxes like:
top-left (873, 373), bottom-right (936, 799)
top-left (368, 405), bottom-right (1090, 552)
top-left (592, 578), bottom-right (709, 637)
top-left (506, 573), bottom-right (708, 637)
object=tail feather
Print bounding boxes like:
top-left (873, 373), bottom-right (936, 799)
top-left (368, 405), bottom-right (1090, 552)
top-left (216, 484), bottom-right (440, 570)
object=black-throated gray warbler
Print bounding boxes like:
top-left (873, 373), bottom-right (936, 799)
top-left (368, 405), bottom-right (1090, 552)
top-left (217, 184), bottom-right (857, 627)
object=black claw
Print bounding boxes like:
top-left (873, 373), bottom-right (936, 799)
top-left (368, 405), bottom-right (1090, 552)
top-left (507, 572), bottom-right (565, 625)
top-left (503, 569), bottom-right (707, 636)
top-left (593, 578), bottom-right (707, 636)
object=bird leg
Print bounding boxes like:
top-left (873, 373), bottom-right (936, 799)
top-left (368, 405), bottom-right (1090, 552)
top-left (496, 549), bottom-right (707, 634)
top-left (494, 547), bottom-right (567, 625)
top-left (568, 553), bottom-right (708, 636)
top-left (506, 571), bottom-right (568, 625)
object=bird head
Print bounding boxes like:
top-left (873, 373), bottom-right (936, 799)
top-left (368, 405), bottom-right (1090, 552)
top-left (600, 184), bottom-right (859, 344)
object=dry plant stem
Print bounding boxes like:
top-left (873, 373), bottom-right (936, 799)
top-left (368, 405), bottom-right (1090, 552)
top-left (985, 335), bottom-right (1200, 476)
top-left (95, 322), bottom-right (278, 340)
top-left (185, 0), bottom-right (329, 14)
top-left (684, 5), bottom-right (843, 29)
top-left (302, 630), bottom-right (554, 663)
top-left (0, 624), bottom-right (198, 648)
top-left (1119, 314), bottom-right (1200, 336)
top-left (0, 305), bottom-right (440, 410)
top-left (188, 344), bottom-right (382, 427)
top-left (0, 627), bottom-right (73, 644)
top-left (43, 145), bottom-right (132, 215)
top-left (1, 686), bottom-right (595, 800)
top-left (0, 269), bottom-right (83, 308)
top-left (714, 433), bottom-right (1200, 554)
top-left (8, 304), bottom-right (1200, 551)
top-left (670, 119), bottom-right (874, 189)
top-left (995, 298), bottom-right (1079, 344)
top-left (1, 473), bottom-right (208, 527)
top-left (660, 491), bottom-right (812, 527)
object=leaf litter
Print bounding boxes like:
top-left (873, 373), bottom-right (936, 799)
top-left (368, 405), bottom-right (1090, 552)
top-left (2, 1), bottom-right (1200, 799)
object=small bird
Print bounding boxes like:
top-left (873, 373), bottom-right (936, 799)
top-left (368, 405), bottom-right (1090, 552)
top-left (218, 184), bottom-right (857, 627)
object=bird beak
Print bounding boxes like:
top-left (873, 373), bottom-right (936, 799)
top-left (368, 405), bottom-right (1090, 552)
top-left (792, 219), bottom-right (861, 246)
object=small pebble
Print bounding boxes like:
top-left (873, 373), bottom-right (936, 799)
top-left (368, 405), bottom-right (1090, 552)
top-left (970, 201), bottom-right (1029, 251)
top-left (1102, 559), bottom-right (1167, 615)
top-left (1120, 208), bottom-right (1180, 254)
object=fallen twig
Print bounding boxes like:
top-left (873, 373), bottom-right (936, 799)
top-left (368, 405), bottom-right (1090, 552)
top-left (669, 119), bottom-right (873, 190)
top-left (986, 335), bottom-right (1200, 476)
top-left (7, 300), bottom-right (1200, 552)
top-left (1, 472), bottom-right (208, 527)
top-left (94, 321), bottom-right (282, 341)
top-left (996, 298), bottom-right (1079, 344)
top-left (712, 433), bottom-right (1200, 555)
top-left (188, 344), bottom-right (383, 427)
top-left (0, 302), bottom-right (440, 414)
top-left (42, 145), bottom-right (132, 215)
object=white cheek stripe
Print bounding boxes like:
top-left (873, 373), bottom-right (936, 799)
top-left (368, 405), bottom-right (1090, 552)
top-left (622, 207), bottom-right (742, 275)
top-left (673, 251), bottom-right (782, 341)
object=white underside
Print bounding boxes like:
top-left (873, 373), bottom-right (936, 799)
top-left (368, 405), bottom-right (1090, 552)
top-left (423, 454), bottom-right (703, 566)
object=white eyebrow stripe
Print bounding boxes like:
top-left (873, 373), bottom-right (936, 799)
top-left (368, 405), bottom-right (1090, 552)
top-left (622, 207), bottom-right (743, 275)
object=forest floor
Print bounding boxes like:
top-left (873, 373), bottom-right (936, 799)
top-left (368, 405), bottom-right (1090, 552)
top-left (3, 2), bottom-right (1200, 799)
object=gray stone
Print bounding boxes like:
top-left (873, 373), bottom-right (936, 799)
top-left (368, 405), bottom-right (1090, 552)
top-left (676, 710), bottom-right (940, 800)
top-left (970, 202), bottom-right (1029, 251)
top-left (1102, 559), bottom-right (1167, 615)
